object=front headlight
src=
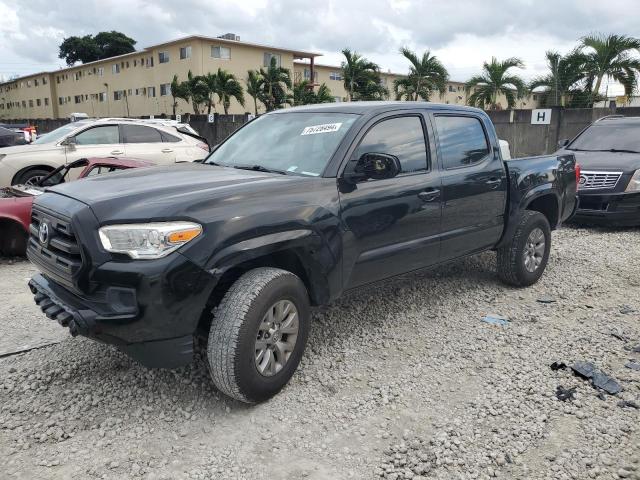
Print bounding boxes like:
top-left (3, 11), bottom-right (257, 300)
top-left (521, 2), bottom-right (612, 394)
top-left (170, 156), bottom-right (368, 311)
top-left (626, 170), bottom-right (640, 192)
top-left (99, 222), bottom-right (202, 259)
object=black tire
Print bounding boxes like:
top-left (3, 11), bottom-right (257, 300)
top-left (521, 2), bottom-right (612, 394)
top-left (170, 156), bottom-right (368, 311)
top-left (13, 168), bottom-right (51, 186)
top-left (0, 222), bottom-right (28, 256)
top-left (207, 267), bottom-right (310, 403)
top-left (497, 210), bottom-right (551, 287)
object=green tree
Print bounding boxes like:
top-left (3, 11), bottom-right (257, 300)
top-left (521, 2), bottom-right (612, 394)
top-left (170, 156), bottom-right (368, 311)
top-left (528, 50), bottom-right (589, 107)
top-left (465, 57), bottom-right (527, 110)
top-left (58, 31), bottom-right (136, 65)
top-left (246, 70), bottom-right (262, 115)
top-left (170, 74), bottom-right (191, 117)
top-left (215, 69), bottom-right (245, 114)
top-left (257, 57), bottom-right (293, 111)
top-left (395, 47), bottom-right (448, 101)
top-left (579, 33), bottom-right (640, 105)
top-left (186, 70), bottom-right (209, 115)
top-left (201, 72), bottom-right (219, 114)
top-left (340, 48), bottom-right (387, 101)
top-left (293, 81), bottom-right (335, 105)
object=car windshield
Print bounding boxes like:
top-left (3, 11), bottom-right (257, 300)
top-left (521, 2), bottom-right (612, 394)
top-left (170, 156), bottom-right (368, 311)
top-left (32, 122), bottom-right (86, 145)
top-left (569, 124), bottom-right (640, 152)
top-left (205, 112), bottom-right (359, 176)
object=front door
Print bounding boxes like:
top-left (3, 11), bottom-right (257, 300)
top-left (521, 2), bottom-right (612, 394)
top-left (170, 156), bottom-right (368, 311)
top-left (432, 114), bottom-right (507, 260)
top-left (339, 113), bottom-right (442, 289)
top-left (65, 124), bottom-right (124, 180)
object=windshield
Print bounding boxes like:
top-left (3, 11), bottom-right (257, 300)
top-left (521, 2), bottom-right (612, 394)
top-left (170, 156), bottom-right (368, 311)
top-left (32, 122), bottom-right (86, 145)
top-left (569, 124), bottom-right (640, 152)
top-left (205, 112), bottom-right (359, 176)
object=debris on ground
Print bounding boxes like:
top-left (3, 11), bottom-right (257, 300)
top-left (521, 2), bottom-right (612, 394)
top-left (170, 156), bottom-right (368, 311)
top-left (619, 305), bottom-right (636, 315)
top-left (550, 361), bottom-right (567, 371)
top-left (481, 315), bottom-right (509, 326)
top-left (617, 400), bottom-right (639, 409)
top-left (610, 327), bottom-right (629, 342)
top-left (555, 385), bottom-right (576, 402)
top-left (624, 360), bottom-right (640, 371)
top-left (537, 295), bottom-right (556, 304)
top-left (624, 344), bottom-right (640, 353)
top-left (571, 361), bottom-right (623, 395)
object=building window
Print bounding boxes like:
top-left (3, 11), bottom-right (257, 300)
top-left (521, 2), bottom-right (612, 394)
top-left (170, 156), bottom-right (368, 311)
top-left (180, 46), bottom-right (192, 59)
top-left (29, 99), bottom-right (34, 107)
top-left (303, 69), bottom-right (318, 82)
top-left (43, 77), bottom-right (47, 85)
top-left (146, 57), bottom-right (154, 67)
top-left (34, 79), bottom-right (39, 86)
top-left (448, 85), bottom-right (455, 92)
top-left (125, 61), bottom-right (130, 68)
top-left (114, 90), bottom-right (124, 101)
top-left (533, 94), bottom-right (538, 101)
top-left (329, 71), bottom-right (343, 81)
top-left (158, 51), bottom-right (169, 64)
top-left (211, 46), bottom-right (231, 59)
top-left (263, 52), bottom-right (281, 67)
top-left (112, 64), bottom-right (120, 74)
top-left (160, 83), bottom-right (170, 96)
top-left (74, 95), bottom-right (83, 104)
top-left (58, 97), bottom-right (64, 105)
top-left (134, 59), bottom-right (137, 67)
top-left (97, 67), bottom-right (104, 76)
top-left (36, 98), bottom-right (41, 106)
top-left (148, 86), bottom-right (156, 97)
top-left (26, 80), bottom-right (31, 87)
top-left (44, 98), bottom-right (49, 106)
top-left (127, 89), bottom-right (132, 96)
top-left (21, 100), bottom-right (26, 108)
top-left (98, 92), bottom-right (106, 102)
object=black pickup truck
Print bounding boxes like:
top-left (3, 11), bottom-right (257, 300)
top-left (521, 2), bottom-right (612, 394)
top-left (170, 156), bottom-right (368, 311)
top-left (27, 102), bottom-right (578, 403)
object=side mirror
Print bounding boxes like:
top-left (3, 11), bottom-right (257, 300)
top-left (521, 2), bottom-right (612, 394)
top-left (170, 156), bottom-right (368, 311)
top-left (343, 152), bottom-right (401, 184)
top-left (62, 137), bottom-right (77, 150)
top-left (557, 139), bottom-right (569, 149)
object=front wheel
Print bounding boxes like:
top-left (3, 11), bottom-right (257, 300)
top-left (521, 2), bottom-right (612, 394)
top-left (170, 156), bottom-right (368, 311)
top-left (497, 210), bottom-right (551, 287)
top-left (207, 267), bottom-right (310, 403)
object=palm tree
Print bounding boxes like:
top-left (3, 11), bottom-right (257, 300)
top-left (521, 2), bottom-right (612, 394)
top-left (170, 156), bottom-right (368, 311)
top-left (529, 50), bottom-right (589, 107)
top-left (465, 57), bottom-right (527, 110)
top-left (186, 70), bottom-right (209, 114)
top-left (214, 69), bottom-right (245, 115)
top-left (257, 57), bottom-right (292, 111)
top-left (396, 47), bottom-right (448, 101)
top-left (340, 48), bottom-right (386, 101)
top-left (246, 70), bottom-right (262, 115)
top-left (315, 83), bottom-right (335, 103)
top-left (579, 33), bottom-right (640, 105)
top-left (201, 72), bottom-right (219, 115)
top-left (293, 81), bottom-right (335, 105)
top-left (170, 74), bottom-right (190, 116)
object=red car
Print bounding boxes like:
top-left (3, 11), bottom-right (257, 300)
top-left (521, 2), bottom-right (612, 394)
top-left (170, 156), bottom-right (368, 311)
top-left (0, 157), bottom-right (152, 256)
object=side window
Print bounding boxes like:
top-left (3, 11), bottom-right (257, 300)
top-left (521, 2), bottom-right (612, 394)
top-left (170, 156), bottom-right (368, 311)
top-left (435, 116), bottom-right (490, 169)
top-left (160, 131), bottom-right (182, 143)
top-left (85, 166), bottom-right (122, 177)
top-left (122, 125), bottom-right (163, 143)
top-left (74, 125), bottom-right (119, 145)
top-left (354, 116), bottom-right (428, 174)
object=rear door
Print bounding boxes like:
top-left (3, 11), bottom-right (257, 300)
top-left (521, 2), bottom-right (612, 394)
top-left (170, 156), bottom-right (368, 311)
top-left (121, 124), bottom-right (177, 164)
top-left (432, 113), bottom-right (507, 260)
top-left (339, 112), bottom-right (443, 288)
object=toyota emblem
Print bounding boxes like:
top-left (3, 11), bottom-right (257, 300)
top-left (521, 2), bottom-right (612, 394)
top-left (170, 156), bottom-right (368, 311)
top-left (38, 222), bottom-right (50, 245)
top-left (579, 175), bottom-right (587, 185)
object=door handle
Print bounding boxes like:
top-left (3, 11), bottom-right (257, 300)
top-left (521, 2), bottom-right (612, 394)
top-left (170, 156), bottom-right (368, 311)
top-left (161, 148), bottom-right (173, 153)
top-left (486, 178), bottom-right (502, 189)
top-left (418, 188), bottom-right (441, 202)
top-left (110, 150), bottom-right (124, 155)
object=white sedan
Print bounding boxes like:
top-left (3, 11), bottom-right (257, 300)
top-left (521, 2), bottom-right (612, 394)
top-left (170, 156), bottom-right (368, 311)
top-left (0, 118), bottom-right (210, 186)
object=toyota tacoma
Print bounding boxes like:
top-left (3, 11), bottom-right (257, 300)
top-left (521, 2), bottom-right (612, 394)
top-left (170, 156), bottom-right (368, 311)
top-left (27, 102), bottom-right (578, 403)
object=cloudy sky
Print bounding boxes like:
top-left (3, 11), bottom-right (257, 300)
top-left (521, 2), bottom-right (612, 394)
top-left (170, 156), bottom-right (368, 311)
top-left (0, 0), bottom-right (638, 93)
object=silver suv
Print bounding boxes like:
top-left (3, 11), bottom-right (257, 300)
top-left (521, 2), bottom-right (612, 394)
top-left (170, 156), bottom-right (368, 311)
top-left (0, 118), bottom-right (209, 186)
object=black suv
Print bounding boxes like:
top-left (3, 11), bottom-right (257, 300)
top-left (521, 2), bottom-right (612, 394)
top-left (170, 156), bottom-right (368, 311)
top-left (557, 115), bottom-right (640, 226)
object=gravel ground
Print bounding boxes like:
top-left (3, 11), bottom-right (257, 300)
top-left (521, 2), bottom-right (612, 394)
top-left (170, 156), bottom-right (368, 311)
top-left (1, 225), bottom-right (639, 480)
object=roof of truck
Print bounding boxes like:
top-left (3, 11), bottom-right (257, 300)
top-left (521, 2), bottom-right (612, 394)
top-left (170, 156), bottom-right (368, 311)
top-left (272, 101), bottom-right (486, 115)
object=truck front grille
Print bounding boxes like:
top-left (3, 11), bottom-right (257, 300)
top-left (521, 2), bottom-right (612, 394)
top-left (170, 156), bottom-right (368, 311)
top-left (27, 206), bottom-right (83, 290)
top-left (579, 171), bottom-right (622, 190)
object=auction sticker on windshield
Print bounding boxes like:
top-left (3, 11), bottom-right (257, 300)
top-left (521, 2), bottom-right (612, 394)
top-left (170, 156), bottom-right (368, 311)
top-left (301, 123), bottom-right (342, 135)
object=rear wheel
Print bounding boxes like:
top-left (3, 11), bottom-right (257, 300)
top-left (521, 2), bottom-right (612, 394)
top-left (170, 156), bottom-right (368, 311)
top-left (497, 210), bottom-right (551, 287)
top-left (14, 168), bottom-right (51, 186)
top-left (207, 267), bottom-right (310, 403)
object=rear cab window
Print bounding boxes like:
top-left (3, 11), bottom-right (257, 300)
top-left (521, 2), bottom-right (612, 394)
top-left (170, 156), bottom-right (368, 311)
top-left (434, 115), bottom-right (491, 169)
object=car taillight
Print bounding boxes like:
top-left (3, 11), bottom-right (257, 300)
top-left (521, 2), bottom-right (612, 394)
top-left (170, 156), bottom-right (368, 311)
top-left (196, 142), bottom-right (210, 152)
top-left (575, 163), bottom-right (581, 190)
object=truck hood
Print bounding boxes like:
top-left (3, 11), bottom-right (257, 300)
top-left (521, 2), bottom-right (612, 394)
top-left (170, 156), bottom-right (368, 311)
top-left (557, 148), bottom-right (640, 173)
top-left (47, 162), bottom-right (323, 222)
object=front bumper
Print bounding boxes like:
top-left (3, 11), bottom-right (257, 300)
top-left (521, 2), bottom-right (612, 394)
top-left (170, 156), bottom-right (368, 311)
top-left (28, 252), bottom-right (217, 368)
top-left (572, 191), bottom-right (640, 227)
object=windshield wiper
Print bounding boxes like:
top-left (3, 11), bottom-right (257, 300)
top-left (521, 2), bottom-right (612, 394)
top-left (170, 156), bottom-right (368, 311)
top-left (232, 164), bottom-right (289, 175)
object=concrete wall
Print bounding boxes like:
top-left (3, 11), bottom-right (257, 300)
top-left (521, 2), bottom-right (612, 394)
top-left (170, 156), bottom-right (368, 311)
top-left (487, 106), bottom-right (640, 157)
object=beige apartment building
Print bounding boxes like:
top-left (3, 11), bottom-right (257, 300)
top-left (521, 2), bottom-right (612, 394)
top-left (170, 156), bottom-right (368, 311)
top-left (0, 34), bottom-right (539, 120)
